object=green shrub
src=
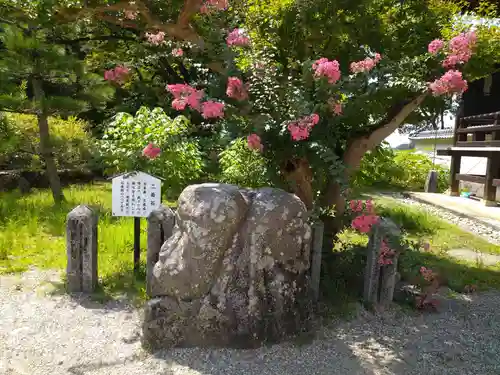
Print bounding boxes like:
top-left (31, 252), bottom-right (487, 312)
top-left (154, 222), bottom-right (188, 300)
top-left (354, 143), bottom-right (450, 192)
top-left (99, 107), bottom-right (204, 197)
top-left (219, 138), bottom-right (271, 188)
top-left (393, 151), bottom-right (449, 192)
top-left (353, 143), bottom-right (405, 189)
top-left (0, 112), bottom-right (92, 171)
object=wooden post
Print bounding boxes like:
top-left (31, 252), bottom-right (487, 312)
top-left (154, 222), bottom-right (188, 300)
top-left (66, 205), bottom-right (98, 293)
top-left (146, 205), bottom-right (176, 296)
top-left (450, 102), bottom-right (464, 197)
top-left (134, 217), bottom-right (141, 273)
top-left (450, 155), bottom-right (462, 196)
top-left (310, 221), bottom-right (324, 303)
top-left (483, 155), bottom-right (500, 206)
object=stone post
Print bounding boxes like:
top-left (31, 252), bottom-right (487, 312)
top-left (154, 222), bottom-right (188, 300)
top-left (66, 205), bottom-right (98, 293)
top-left (363, 217), bottom-right (400, 307)
top-left (146, 205), bottom-right (175, 296)
top-left (379, 254), bottom-right (399, 306)
top-left (310, 221), bottom-right (324, 302)
top-left (425, 170), bottom-right (439, 193)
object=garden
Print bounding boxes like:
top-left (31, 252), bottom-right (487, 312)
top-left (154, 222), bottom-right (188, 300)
top-left (1, 0), bottom-right (500, 372)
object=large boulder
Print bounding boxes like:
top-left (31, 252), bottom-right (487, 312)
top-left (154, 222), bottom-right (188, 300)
top-left (143, 183), bottom-right (313, 349)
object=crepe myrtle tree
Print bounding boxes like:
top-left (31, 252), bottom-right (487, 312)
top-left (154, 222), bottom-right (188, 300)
top-left (62, 0), bottom-right (498, 236)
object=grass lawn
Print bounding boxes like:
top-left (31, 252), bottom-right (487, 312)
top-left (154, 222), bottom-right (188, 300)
top-left (0, 182), bottom-right (176, 304)
top-left (326, 194), bottom-right (500, 305)
top-left (2, 184), bottom-right (500, 307)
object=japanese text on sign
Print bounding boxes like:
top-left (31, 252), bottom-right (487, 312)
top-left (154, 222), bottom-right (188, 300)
top-left (111, 172), bottom-right (161, 217)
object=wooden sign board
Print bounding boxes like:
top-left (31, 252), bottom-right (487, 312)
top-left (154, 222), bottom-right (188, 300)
top-left (112, 171), bottom-right (161, 217)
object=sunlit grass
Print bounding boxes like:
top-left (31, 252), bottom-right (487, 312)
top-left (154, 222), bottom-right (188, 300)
top-left (329, 194), bottom-right (500, 300)
top-left (0, 182), bottom-right (176, 303)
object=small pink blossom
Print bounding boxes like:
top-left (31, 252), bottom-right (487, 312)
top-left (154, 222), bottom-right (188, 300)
top-left (351, 214), bottom-right (380, 233)
top-left (172, 48), bottom-right (184, 57)
top-left (312, 58), bottom-right (341, 84)
top-left (226, 77), bottom-right (249, 101)
top-left (124, 10), bottom-right (139, 20)
top-left (365, 199), bottom-right (374, 214)
top-left (146, 31), bottom-right (165, 45)
top-left (329, 99), bottom-right (342, 115)
top-left (226, 28), bottom-right (250, 47)
top-left (350, 54), bottom-right (381, 74)
top-left (349, 200), bottom-right (364, 213)
top-left (167, 84), bottom-right (204, 111)
top-left (287, 114), bottom-right (320, 141)
top-left (200, 0), bottom-right (228, 14)
top-left (142, 143), bottom-right (161, 159)
top-left (104, 65), bottom-right (130, 84)
top-left (428, 39), bottom-right (444, 54)
top-left (201, 101), bottom-right (225, 119)
top-left (378, 240), bottom-right (395, 265)
top-left (422, 242), bottom-right (431, 251)
top-left (429, 70), bottom-right (468, 96)
top-left (247, 133), bottom-right (263, 151)
top-left (419, 266), bottom-right (436, 282)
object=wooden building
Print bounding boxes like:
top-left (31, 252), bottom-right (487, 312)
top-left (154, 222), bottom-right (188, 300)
top-left (437, 70), bottom-right (500, 206)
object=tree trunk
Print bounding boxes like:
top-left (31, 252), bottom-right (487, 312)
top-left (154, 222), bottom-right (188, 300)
top-left (32, 77), bottom-right (65, 204)
top-left (321, 93), bottom-right (428, 244)
top-left (282, 157), bottom-right (314, 210)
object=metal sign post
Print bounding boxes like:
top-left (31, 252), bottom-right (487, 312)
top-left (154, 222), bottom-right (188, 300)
top-left (111, 171), bottom-right (162, 272)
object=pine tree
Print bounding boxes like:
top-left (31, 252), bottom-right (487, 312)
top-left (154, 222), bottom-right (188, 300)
top-left (0, 2), bottom-right (112, 203)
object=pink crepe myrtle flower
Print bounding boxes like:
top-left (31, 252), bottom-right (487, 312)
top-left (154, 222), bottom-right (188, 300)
top-left (146, 31), bottom-right (165, 45)
top-left (124, 10), bottom-right (139, 20)
top-left (226, 28), bottom-right (250, 47)
top-left (351, 214), bottom-right (380, 233)
top-left (142, 143), bottom-right (161, 159)
top-left (419, 266), bottom-right (436, 282)
top-left (287, 114), bottom-right (319, 141)
top-left (378, 240), bottom-right (395, 265)
top-left (365, 199), bottom-right (374, 214)
top-left (349, 199), bottom-right (364, 213)
top-left (429, 70), bottom-right (468, 96)
top-left (312, 58), bottom-right (341, 84)
top-left (226, 77), bottom-right (249, 101)
top-left (172, 48), bottom-right (184, 57)
top-left (428, 39), bottom-right (444, 54)
top-left (167, 84), bottom-right (204, 111)
top-left (104, 65), bottom-right (130, 83)
top-left (442, 31), bottom-right (476, 67)
top-left (201, 101), bottom-right (225, 119)
top-left (350, 54), bottom-right (382, 74)
top-left (200, 0), bottom-right (228, 14)
top-left (247, 133), bottom-right (263, 151)
top-left (329, 99), bottom-right (342, 115)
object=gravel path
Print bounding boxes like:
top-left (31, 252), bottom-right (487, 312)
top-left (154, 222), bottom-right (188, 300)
top-left (2, 269), bottom-right (500, 375)
top-left (380, 192), bottom-right (500, 246)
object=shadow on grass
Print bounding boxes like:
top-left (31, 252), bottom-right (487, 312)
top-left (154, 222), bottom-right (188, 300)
top-left (48, 262), bottom-right (148, 308)
top-left (320, 238), bottom-right (500, 311)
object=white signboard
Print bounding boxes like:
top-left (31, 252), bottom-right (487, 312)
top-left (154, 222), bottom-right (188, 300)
top-left (112, 171), bottom-right (161, 217)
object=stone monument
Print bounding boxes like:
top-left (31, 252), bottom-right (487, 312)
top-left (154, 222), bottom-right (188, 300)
top-left (143, 183), bottom-right (313, 349)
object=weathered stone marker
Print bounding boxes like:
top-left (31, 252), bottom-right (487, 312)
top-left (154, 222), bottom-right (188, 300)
top-left (142, 184), bottom-right (313, 350)
top-left (310, 221), bottom-right (324, 302)
top-left (425, 170), bottom-right (439, 193)
top-left (363, 217), bottom-right (400, 307)
top-left (66, 205), bottom-right (98, 293)
top-left (146, 205), bottom-right (175, 296)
